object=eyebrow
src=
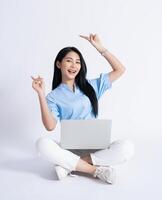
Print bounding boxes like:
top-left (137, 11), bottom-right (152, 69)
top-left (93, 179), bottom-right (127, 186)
top-left (65, 57), bottom-right (80, 61)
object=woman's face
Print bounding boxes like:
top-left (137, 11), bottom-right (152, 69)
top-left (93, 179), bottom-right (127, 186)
top-left (57, 51), bottom-right (81, 81)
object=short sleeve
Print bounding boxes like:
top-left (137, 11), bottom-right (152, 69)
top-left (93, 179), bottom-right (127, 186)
top-left (46, 93), bottom-right (60, 121)
top-left (88, 73), bottom-right (112, 99)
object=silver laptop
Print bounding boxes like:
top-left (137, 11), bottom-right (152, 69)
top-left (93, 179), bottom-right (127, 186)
top-left (60, 119), bottom-right (112, 149)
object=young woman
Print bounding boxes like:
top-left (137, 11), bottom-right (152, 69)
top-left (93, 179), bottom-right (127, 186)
top-left (31, 34), bottom-right (135, 184)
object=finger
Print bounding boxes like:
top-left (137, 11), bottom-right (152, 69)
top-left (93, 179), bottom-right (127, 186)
top-left (31, 76), bottom-right (41, 83)
top-left (38, 76), bottom-right (41, 82)
top-left (38, 75), bottom-right (43, 80)
top-left (90, 34), bottom-right (93, 41)
top-left (32, 76), bottom-right (42, 83)
top-left (79, 34), bottom-right (87, 38)
top-left (79, 34), bottom-right (86, 39)
top-left (94, 33), bottom-right (97, 38)
top-left (31, 76), bottom-right (36, 81)
top-left (31, 78), bottom-right (41, 84)
top-left (36, 80), bottom-right (41, 84)
top-left (79, 35), bottom-right (90, 41)
top-left (92, 34), bottom-right (96, 39)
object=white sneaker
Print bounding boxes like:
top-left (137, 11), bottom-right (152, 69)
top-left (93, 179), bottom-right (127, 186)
top-left (55, 166), bottom-right (76, 180)
top-left (93, 166), bottom-right (116, 184)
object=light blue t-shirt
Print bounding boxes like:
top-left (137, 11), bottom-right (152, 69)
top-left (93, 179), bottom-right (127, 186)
top-left (46, 73), bottom-right (112, 121)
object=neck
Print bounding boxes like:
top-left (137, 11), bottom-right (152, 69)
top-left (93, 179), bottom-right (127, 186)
top-left (62, 78), bottom-right (75, 91)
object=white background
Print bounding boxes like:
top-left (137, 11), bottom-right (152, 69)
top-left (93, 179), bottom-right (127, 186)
top-left (0, 0), bottom-right (162, 199)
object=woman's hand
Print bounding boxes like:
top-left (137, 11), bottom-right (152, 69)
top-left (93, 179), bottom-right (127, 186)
top-left (31, 75), bottom-right (45, 96)
top-left (79, 33), bottom-right (105, 52)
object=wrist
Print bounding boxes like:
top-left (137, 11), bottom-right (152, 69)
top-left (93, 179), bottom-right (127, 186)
top-left (95, 46), bottom-right (107, 54)
top-left (100, 49), bottom-right (108, 56)
top-left (38, 91), bottom-right (45, 98)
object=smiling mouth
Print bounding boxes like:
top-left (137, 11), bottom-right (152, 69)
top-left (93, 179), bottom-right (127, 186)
top-left (67, 69), bottom-right (77, 74)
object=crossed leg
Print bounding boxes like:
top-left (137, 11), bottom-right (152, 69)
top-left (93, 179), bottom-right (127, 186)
top-left (36, 137), bottom-right (135, 175)
top-left (36, 137), bottom-right (96, 175)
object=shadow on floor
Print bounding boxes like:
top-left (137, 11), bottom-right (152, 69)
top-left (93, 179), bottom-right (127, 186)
top-left (0, 157), bottom-right (58, 180)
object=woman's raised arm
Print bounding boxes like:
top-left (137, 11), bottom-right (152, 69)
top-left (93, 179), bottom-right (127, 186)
top-left (79, 33), bottom-right (126, 83)
top-left (31, 75), bottom-right (57, 131)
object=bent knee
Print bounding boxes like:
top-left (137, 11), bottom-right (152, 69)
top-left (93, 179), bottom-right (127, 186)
top-left (36, 137), bottom-right (49, 151)
top-left (36, 137), bottom-right (58, 152)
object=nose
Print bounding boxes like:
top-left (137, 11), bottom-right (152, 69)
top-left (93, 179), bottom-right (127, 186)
top-left (70, 62), bottom-right (76, 68)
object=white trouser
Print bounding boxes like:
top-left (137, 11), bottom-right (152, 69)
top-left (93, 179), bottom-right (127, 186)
top-left (36, 137), bottom-right (135, 171)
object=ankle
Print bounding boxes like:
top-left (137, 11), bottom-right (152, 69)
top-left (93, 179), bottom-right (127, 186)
top-left (75, 158), bottom-right (96, 175)
top-left (91, 165), bottom-right (97, 175)
top-left (81, 154), bottom-right (93, 164)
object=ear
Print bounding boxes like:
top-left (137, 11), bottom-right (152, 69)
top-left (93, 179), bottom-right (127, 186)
top-left (56, 61), bottom-right (61, 69)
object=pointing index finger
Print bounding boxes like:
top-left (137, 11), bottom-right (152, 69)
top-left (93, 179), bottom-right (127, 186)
top-left (31, 76), bottom-right (36, 81)
top-left (79, 35), bottom-right (89, 40)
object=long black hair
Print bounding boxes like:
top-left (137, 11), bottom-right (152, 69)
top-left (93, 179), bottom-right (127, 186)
top-left (52, 46), bottom-right (98, 117)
